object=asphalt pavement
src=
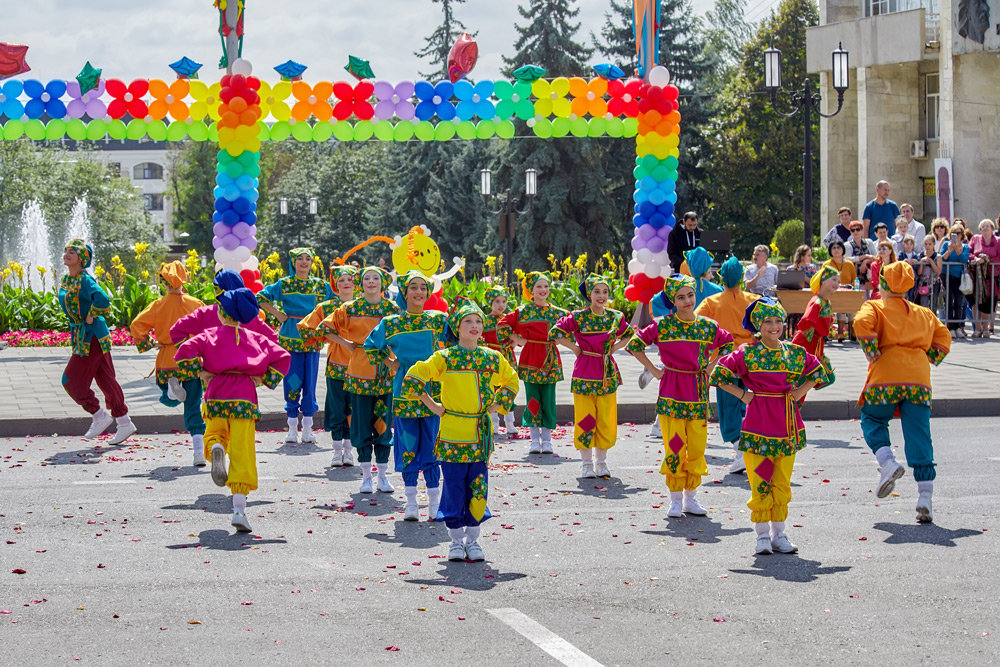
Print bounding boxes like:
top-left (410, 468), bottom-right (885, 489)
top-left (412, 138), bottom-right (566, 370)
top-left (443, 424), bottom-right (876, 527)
top-left (0, 417), bottom-right (996, 664)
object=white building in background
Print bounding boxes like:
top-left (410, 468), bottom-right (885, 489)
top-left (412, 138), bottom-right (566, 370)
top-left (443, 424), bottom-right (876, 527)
top-left (806, 0), bottom-right (1000, 231)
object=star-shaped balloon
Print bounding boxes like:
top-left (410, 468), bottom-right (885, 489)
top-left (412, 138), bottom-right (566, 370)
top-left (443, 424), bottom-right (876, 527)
top-left (593, 63), bottom-right (627, 80)
top-left (169, 56), bottom-right (203, 79)
top-left (512, 65), bottom-right (546, 83)
top-left (76, 61), bottom-right (102, 95)
top-left (345, 55), bottom-right (374, 81)
top-left (274, 60), bottom-right (307, 81)
top-left (0, 42), bottom-right (30, 80)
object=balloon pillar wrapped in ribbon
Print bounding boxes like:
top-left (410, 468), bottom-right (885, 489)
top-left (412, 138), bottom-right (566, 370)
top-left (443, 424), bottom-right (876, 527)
top-left (624, 65), bottom-right (680, 305)
top-left (212, 58), bottom-right (264, 291)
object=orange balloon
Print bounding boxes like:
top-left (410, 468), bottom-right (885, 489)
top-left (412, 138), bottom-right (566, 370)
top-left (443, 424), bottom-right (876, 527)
top-left (221, 111), bottom-right (240, 128)
top-left (229, 96), bottom-right (248, 114)
top-left (655, 119), bottom-right (675, 135)
top-left (644, 109), bottom-right (662, 126)
top-left (240, 109), bottom-right (258, 125)
top-left (666, 110), bottom-right (681, 125)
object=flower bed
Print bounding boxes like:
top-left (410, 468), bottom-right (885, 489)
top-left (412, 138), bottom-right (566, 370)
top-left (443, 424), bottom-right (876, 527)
top-left (1, 328), bottom-right (135, 348)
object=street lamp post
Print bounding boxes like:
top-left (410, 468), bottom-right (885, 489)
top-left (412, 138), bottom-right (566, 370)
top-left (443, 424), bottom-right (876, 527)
top-left (480, 168), bottom-right (538, 288)
top-left (764, 42), bottom-right (850, 246)
top-left (279, 196), bottom-right (319, 246)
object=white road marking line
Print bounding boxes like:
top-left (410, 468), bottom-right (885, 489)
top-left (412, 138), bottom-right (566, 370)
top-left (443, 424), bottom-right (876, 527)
top-left (488, 607), bottom-right (605, 667)
top-left (71, 480), bottom-right (136, 485)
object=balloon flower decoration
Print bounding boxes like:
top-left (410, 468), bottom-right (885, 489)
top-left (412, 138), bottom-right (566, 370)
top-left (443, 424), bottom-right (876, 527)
top-left (390, 225), bottom-right (465, 313)
top-left (212, 57), bottom-right (263, 290)
top-left (624, 65), bottom-right (681, 305)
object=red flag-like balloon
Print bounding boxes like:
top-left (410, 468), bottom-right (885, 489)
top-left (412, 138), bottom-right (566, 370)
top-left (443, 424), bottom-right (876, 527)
top-left (447, 33), bottom-right (478, 83)
top-left (0, 42), bottom-right (30, 80)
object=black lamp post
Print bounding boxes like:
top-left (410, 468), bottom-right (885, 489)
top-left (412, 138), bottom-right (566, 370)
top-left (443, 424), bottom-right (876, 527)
top-left (279, 196), bottom-right (319, 246)
top-left (480, 168), bottom-right (538, 288)
top-left (764, 42), bottom-right (850, 246)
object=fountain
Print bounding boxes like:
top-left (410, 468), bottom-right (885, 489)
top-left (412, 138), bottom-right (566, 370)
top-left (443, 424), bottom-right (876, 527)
top-left (65, 197), bottom-right (92, 250)
top-left (15, 200), bottom-right (53, 291)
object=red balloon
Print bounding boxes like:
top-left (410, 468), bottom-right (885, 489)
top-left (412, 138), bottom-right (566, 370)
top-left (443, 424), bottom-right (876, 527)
top-left (624, 285), bottom-right (638, 301)
top-left (246, 76), bottom-right (261, 91)
top-left (425, 291), bottom-right (448, 312)
top-left (220, 86), bottom-right (236, 104)
top-left (656, 98), bottom-right (674, 115)
top-left (230, 74), bottom-right (246, 91)
top-left (664, 85), bottom-right (680, 100)
top-left (645, 85), bottom-right (664, 102)
top-left (447, 33), bottom-right (479, 83)
top-left (240, 269), bottom-right (256, 285)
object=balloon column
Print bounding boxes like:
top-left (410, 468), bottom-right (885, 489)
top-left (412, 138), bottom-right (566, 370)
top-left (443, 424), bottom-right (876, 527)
top-left (624, 65), bottom-right (680, 304)
top-left (212, 57), bottom-right (264, 291)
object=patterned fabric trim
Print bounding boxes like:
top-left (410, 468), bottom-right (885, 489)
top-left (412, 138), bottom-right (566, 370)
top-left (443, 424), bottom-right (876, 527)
top-left (859, 384), bottom-right (932, 407)
top-left (279, 335), bottom-right (324, 353)
top-left (203, 399), bottom-right (260, 421)
top-left (858, 335), bottom-right (879, 360)
top-left (926, 344), bottom-right (948, 366)
top-left (262, 367), bottom-right (285, 390)
top-left (136, 336), bottom-right (156, 353)
top-left (655, 397), bottom-right (708, 421)
top-left (738, 429), bottom-right (807, 457)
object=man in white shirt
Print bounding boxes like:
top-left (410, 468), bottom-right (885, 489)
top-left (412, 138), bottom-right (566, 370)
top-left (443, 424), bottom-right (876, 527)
top-left (743, 244), bottom-right (778, 297)
top-left (900, 202), bottom-right (926, 247)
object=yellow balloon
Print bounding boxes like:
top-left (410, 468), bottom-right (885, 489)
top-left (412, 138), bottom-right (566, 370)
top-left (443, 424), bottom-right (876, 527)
top-left (392, 228), bottom-right (442, 277)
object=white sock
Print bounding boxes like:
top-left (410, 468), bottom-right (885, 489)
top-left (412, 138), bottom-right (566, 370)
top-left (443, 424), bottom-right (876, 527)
top-left (580, 448), bottom-right (593, 463)
top-left (93, 408), bottom-right (110, 420)
top-left (670, 491), bottom-right (683, 503)
top-left (683, 488), bottom-right (697, 499)
top-left (529, 426), bottom-right (540, 442)
top-left (428, 486), bottom-right (441, 506)
top-left (770, 521), bottom-right (785, 537)
top-left (464, 525), bottom-right (481, 543)
top-left (917, 481), bottom-right (933, 495)
top-left (115, 415), bottom-right (132, 427)
top-left (232, 493), bottom-right (247, 513)
top-left (490, 413), bottom-right (499, 433)
top-left (361, 466), bottom-right (373, 481)
top-left (375, 462), bottom-right (389, 478)
top-left (540, 428), bottom-right (552, 443)
top-left (287, 417), bottom-right (298, 431)
top-left (448, 527), bottom-right (466, 542)
top-left (594, 447), bottom-right (607, 462)
top-left (504, 413), bottom-right (516, 428)
top-left (404, 486), bottom-right (418, 504)
top-left (301, 416), bottom-right (313, 430)
top-left (755, 522), bottom-right (770, 536)
top-left (875, 447), bottom-right (896, 468)
top-left (192, 434), bottom-right (204, 451)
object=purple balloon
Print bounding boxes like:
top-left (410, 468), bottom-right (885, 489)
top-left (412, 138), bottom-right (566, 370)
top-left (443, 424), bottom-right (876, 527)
top-left (647, 237), bottom-right (665, 253)
top-left (222, 233), bottom-right (240, 251)
top-left (232, 222), bottom-right (251, 239)
top-left (247, 224), bottom-right (257, 237)
top-left (631, 236), bottom-right (647, 251)
top-left (212, 236), bottom-right (224, 249)
top-left (213, 222), bottom-right (228, 237)
top-left (243, 237), bottom-right (258, 251)
top-left (637, 224), bottom-right (655, 240)
top-left (656, 225), bottom-right (671, 240)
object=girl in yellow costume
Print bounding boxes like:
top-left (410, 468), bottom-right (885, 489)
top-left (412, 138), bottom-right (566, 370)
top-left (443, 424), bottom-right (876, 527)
top-left (628, 275), bottom-right (734, 517)
top-left (481, 285), bottom-right (518, 437)
top-left (130, 261), bottom-right (207, 466)
top-left (551, 274), bottom-right (633, 478)
top-left (711, 298), bottom-right (826, 555)
top-left (401, 301), bottom-right (519, 563)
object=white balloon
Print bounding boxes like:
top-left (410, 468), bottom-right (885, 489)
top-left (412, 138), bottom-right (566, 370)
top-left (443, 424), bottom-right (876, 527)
top-left (231, 58), bottom-right (253, 76)
top-left (652, 250), bottom-right (671, 265)
top-left (644, 263), bottom-right (660, 279)
top-left (648, 66), bottom-right (671, 87)
top-left (246, 255), bottom-right (260, 271)
top-left (223, 259), bottom-right (242, 271)
top-left (636, 248), bottom-right (652, 264)
top-left (213, 248), bottom-right (230, 263)
top-left (233, 246), bottom-right (251, 263)
top-left (659, 265), bottom-right (672, 278)
top-left (628, 259), bottom-right (643, 275)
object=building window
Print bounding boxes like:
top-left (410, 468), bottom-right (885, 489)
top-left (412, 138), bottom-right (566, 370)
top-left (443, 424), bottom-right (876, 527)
top-left (133, 162), bottom-right (163, 180)
top-left (925, 73), bottom-right (939, 140)
top-left (864, 0), bottom-right (936, 17)
top-left (143, 193), bottom-right (164, 211)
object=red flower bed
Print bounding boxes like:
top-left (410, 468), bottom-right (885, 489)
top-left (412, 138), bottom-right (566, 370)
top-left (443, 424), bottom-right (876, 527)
top-left (2, 329), bottom-right (135, 348)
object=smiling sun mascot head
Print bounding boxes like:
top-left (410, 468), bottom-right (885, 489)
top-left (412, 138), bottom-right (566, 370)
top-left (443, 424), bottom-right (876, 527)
top-left (391, 226), bottom-right (441, 278)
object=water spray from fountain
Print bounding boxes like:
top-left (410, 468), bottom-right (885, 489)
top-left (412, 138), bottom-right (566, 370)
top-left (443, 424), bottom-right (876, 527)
top-left (65, 197), bottom-right (92, 252)
top-left (16, 200), bottom-right (53, 291)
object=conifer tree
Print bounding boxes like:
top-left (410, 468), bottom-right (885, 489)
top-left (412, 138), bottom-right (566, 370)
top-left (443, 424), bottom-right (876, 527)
top-left (415, 0), bottom-right (476, 81)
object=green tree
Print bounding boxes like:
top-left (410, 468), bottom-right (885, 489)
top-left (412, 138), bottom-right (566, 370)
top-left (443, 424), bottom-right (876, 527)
top-left (166, 142), bottom-right (217, 256)
top-left (701, 0), bottom-right (820, 257)
top-left (415, 0), bottom-right (476, 81)
top-left (503, 0), bottom-right (592, 77)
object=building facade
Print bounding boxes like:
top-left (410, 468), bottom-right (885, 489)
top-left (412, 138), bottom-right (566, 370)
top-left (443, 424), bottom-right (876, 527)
top-left (806, 0), bottom-right (1000, 233)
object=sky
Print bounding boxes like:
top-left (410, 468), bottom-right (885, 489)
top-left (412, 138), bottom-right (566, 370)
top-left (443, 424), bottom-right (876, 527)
top-left (0, 0), bottom-right (740, 85)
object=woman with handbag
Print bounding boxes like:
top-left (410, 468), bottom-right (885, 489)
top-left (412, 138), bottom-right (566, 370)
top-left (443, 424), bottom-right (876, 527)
top-left (916, 236), bottom-right (942, 312)
top-left (940, 224), bottom-right (970, 338)
top-left (967, 218), bottom-right (1000, 337)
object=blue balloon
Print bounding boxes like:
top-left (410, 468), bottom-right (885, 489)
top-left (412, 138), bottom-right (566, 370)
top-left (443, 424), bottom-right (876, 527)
top-left (639, 176), bottom-right (658, 192)
top-left (649, 212), bottom-right (667, 228)
top-left (661, 180), bottom-right (676, 193)
top-left (245, 189), bottom-right (259, 203)
top-left (214, 197), bottom-right (232, 212)
top-left (666, 192), bottom-right (678, 204)
top-left (223, 185), bottom-right (241, 201)
top-left (244, 211), bottom-right (257, 225)
top-left (232, 197), bottom-right (252, 215)
top-left (634, 188), bottom-right (649, 204)
top-left (236, 175), bottom-right (255, 191)
top-left (213, 186), bottom-right (224, 199)
top-left (658, 201), bottom-right (674, 217)
top-left (212, 211), bottom-right (223, 223)
top-left (221, 209), bottom-right (240, 226)
top-left (639, 201), bottom-right (656, 217)
top-left (649, 190), bottom-right (667, 206)
top-left (250, 202), bottom-right (257, 211)
top-left (634, 203), bottom-right (642, 215)
top-left (633, 214), bottom-right (648, 228)
top-left (665, 214), bottom-right (676, 227)
top-left (216, 173), bottom-right (234, 187)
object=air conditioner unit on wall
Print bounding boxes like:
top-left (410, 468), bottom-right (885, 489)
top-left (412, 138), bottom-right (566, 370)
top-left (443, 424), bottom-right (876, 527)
top-left (910, 139), bottom-right (927, 159)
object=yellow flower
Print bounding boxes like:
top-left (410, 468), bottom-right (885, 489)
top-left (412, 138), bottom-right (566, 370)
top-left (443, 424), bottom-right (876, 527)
top-left (547, 254), bottom-right (557, 271)
top-left (10, 261), bottom-right (24, 280)
top-left (770, 241), bottom-right (780, 256)
top-left (37, 266), bottom-right (48, 276)
top-left (133, 242), bottom-right (149, 258)
top-left (141, 270), bottom-right (150, 281)
top-left (574, 253), bottom-right (588, 271)
top-left (95, 265), bottom-right (107, 279)
top-left (514, 268), bottom-right (525, 281)
top-left (484, 256), bottom-right (496, 271)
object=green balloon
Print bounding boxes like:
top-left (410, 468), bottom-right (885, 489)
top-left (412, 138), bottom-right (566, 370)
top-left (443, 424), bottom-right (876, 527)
top-left (312, 121), bottom-right (334, 142)
top-left (606, 118), bottom-right (624, 138)
top-left (666, 169), bottom-right (679, 181)
top-left (414, 121), bottom-right (435, 141)
top-left (354, 121), bottom-right (374, 141)
top-left (237, 150), bottom-right (259, 166)
top-left (166, 122), bottom-right (188, 141)
top-left (587, 117), bottom-right (607, 138)
top-left (475, 120), bottom-right (496, 139)
top-left (257, 123), bottom-right (269, 141)
top-left (146, 120), bottom-right (167, 141)
top-left (393, 121), bottom-right (415, 142)
top-left (633, 165), bottom-right (648, 180)
top-left (551, 118), bottom-right (570, 138)
top-left (217, 149), bottom-right (232, 164)
top-left (332, 121), bottom-right (354, 142)
top-left (623, 118), bottom-right (638, 138)
top-left (245, 164), bottom-right (261, 177)
top-left (570, 117), bottom-right (589, 138)
top-left (225, 162), bottom-right (244, 178)
top-left (664, 156), bottom-right (679, 170)
top-left (86, 120), bottom-right (108, 141)
top-left (641, 154), bottom-right (659, 171)
top-left (270, 121), bottom-right (292, 141)
top-left (24, 119), bottom-right (45, 140)
top-left (495, 119), bottom-right (516, 139)
top-left (434, 122), bottom-right (456, 141)
top-left (291, 121), bottom-right (314, 142)
top-left (207, 124), bottom-right (219, 142)
top-left (44, 119), bottom-right (67, 141)
top-left (108, 119), bottom-right (128, 140)
top-left (651, 165), bottom-right (670, 181)
top-left (67, 119), bottom-right (88, 140)
top-left (456, 121), bottom-right (476, 140)
top-left (532, 119), bottom-right (552, 139)
top-left (187, 121), bottom-right (209, 141)
top-left (373, 121), bottom-right (394, 141)
top-left (3, 120), bottom-right (25, 140)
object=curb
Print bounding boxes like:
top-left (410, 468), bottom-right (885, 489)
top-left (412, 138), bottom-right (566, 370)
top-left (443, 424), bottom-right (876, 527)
top-left (5, 398), bottom-right (998, 439)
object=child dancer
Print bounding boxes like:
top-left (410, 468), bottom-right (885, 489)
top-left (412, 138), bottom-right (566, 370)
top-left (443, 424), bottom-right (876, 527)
top-left (297, 265), bottom-right (358, 467)
top-left (170, 270), bottom-right (277, 344)
top-left (258, 247), bottom-right (335, 445)
top-left (482, 285), bottom-right (518, 437)
top-left (175, 288), bottom-right (290, 533)
top-left (551, 274), bottom-right (632, 478)
top-left (401, 301), bottom-right (518, 562)
top-left (500, 271), bottom-right (565, 453)
top-left (320, 267), bottom-right (397, 494)
top-left (130, 261), bottom-right (206, 465)
top-left (711, 298), bottom-right (825, 554)
top-left (694, 256), bottom-right (760, 473)
top-left (364, 271), bottom-right (447, 521)
top-left (627, 275), bottom-right (733, 517)
top-left (854, 261), bottom-right (950, 523)
top-left (790, 264), bottom-right (840, 390)
top-left (59, 239), bottom-right (136, 445)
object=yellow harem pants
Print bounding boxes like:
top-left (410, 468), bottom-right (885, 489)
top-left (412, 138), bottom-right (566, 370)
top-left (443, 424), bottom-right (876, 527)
top-left (204, 417), bottom-right (258, 495)
top-left (573, 393), bottom-right (617, 450)
top-left (658, 415), bottom-right (707, 492)
top-left (744, 452), bottom-right (796, 523)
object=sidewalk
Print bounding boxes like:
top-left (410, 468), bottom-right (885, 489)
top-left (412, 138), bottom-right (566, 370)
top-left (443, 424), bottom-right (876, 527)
top-left (1, 337), bottom-right (997, 437)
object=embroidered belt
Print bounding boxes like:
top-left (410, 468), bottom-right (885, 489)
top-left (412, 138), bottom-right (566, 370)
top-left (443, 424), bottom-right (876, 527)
top-left (753, 391), bottom-right (797, 440)
top-left (444, 408), bottom-right (493, 457)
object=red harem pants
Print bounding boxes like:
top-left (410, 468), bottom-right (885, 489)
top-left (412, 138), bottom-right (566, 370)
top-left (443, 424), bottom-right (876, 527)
top-left (62, 337), bottom-right (128, 418)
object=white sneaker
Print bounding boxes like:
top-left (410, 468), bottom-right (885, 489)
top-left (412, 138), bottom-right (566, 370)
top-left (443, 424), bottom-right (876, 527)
top-left (210, 443), bottom-right (228, 487)
top-left (755, 535), bottom-right (773, 554)
top-left (683, 493), bottom-right (708, 516)
top-left (231, 511), bottom-right (252, 533)
top-left (341, 446), bottom-right (355, 467)
top-left (359, 473), bottom-right (374, 494)
top-left (464, 540), bottom-right (485, 562)
top-left (427, 488), bottom-right (441, 522)
top-left (403, 502), bottom-right (419, 521)
top-left (916, 492), bottom-right (933, 523)
top-left (667, 499), bottom-right (684, 518)
top-left (448, 540), bottom-right (467, 562)
top-left (84, 410), bottom-right (113, 439)
top-left (284, 427), bottom-right (299, 444)
top-left (330, 443), bottom-right (342, 468)
top-left (770, 533), bottom-right (798, 553)
top-left (504, 414), bottom-right (517, 434)
top-left (648, 420), bottom-right (661, 439)
top-left (595, 461), bottom-right (611, 478)
top-left (728, 456), bottom-right (746, 474)
top-left (376, 475), bottom-right (395, 493)
top-left (192, 435), bottom-right (206, 467)
top-left (638, 367), bottom-right (653, 390)
top-left (107, 418), bottom-right (137, 445)
top-left (301, 427), bottom-right (316, 444)
top-left (540, 440), bottom-right (553, 454)
top-left (529, 440), bottom-right (541, 454)
top-left (166, 377), bottom-right (186, 402)
top-left (876, 461), bottom-right (906, 498)
top-left (580, 462), bottom-right (596, 478)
